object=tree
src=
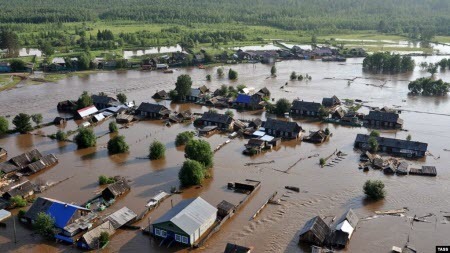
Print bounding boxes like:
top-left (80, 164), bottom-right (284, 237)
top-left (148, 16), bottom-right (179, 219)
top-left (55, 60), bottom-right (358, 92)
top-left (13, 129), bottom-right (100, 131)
top-left (319, 158), bottom-right (326, 167)
top-left (406, 134), bottom-right (412, 141)
top-left (9, 196), bottom-right (27, 207)
top-left (427, 63), bottom-right (438, 76)
top-left (12, 113), bottom-right (33, 133)
top-left (0, 30), bottom-right (20, 57)
top-left (225, 110), bottom-right (234, 118)
top-left (31, 114), bottom-right (43, 126)
top-left (74, 127), bottom-right (96, 148)
top-left (34, 212), bottom-right (57, 239)
top-left (290, 71), bottom-right (297, 80)
top-left (107, 135), bottom-right (129, 154)
top-left (236, 84), bottom-right (246, 93)
top-left (185, 139), bottom-right (213, 168)
top-left (206, 74), bottom-right (211, 81)
top-left (311, 34), bottom-right (317, 44)
top-left (78, 52), bottom-right (92, 70)
top-left (117, 93), bottom-right (127, 104)
top-left (149, 141), bottom-right (165, 160)
top-left (228, 69), bottom-right (238, 80)
top-left (408, 77), bottom-right (449, 96)
top-left (274, 98), bottom-right (291, 116)
top-left (178, 160), bottom-right (205, 186)
top-left (174, 74), bottom-right (192, 101)
top-left (99, 231), bottom-right (110, 247)
top-left (99, 175), bottom-right (116, 185)
top-left (217, 67), bottom-right (224, 77)
top-left (55, 130), bottom-right (67, 141)
top-left (363, 180), bottom-right (386, 200)
top-left (318, 106), bottom-right (329, 118)
top-left (216, 84), bottom-right (228, 96)
top-left (39, 41), bottom-right (55, 56)
top-left (175, 131), bottom-right (195, 146)
top-left (9, 59), bottom-right (26, 72)
top-left (368, 136), bottom-right (379, 153)
top-left (0, 116), bottom-right (8, 134)
top-left (77, 91), bottom-right (93, 109)
top-left (369, 130), bottom-right (380, 137)
top-left (324, 128), bottom-right (330, 135)
top-left (109, 122), bottom-right (118, 133)
top-left (271, 65), bottom-right (277, 76)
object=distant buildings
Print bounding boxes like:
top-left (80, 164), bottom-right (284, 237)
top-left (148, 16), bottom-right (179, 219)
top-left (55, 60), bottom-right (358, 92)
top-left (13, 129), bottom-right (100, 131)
top-left (151, 197), bottom-right (217, 246)
top-left (264, 118), bottom-right (302, 139)
top-left (364, 110), bottom-right (403, 129)
top-left (290, 100), bottom-right (322, 117)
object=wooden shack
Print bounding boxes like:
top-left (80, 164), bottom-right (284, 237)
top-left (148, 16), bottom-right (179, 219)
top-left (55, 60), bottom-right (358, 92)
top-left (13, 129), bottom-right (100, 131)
top-left (298, 216), bottom-right (331, 246)
top-left (217, 200), bottom-right (235, 218)
top-left (234, 180), bottom-right (260, 192)
top-left (101, 180), bottom-right (130, 201)
top-left (409, 166), bottom-right (437, 177)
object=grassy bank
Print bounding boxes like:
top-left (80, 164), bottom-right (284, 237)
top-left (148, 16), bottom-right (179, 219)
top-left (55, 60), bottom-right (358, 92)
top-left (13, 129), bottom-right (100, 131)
top-left (0, 75), bottom-right (23, 91)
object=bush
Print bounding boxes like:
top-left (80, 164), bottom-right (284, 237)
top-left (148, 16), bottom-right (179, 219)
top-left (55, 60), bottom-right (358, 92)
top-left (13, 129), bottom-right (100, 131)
top-left (109, 122), bottom-right (118, 133)
top-left (99, 231), bottom-right (109, 247)
top-left (10, 196), bottom-right (27, 207)
top-left (99, 175), bottom-right (116, 185)
top-left (175, 131), bottom-right (195, 147)
top-left (107, 135), bottom-right (129, 154)
top-left (228, 68), bottom-right (238, 80)
top-left (31, 114), bottom-right (43, 126)
top-left (206, 74), bottom-right (211, 81)
top-left (369, 130), bottom-right (380, 137)
top-left (12, 113), bottom-right (33, 133)
top-left (290, 71), bottom-right (297, 80)
top-left (178, 160), bottom-right (205, 186)
top-left (225, 110), bottom-right (234, 118)
top-left (319, 158), bottom-right (326, 167)
top-left (74, 127), bottom-right (96, 148)
top-left (271, 65), bottom-right (276, 76)
top-left (274, 98), bottom-right (291, 116)
top-left (149, 141), bottom-right (165, 160)
top-left (117, 93), bottom-right (127, 103)
top-left (363, 180), bottom-right (386, 200)
top-left (34, 212), bottom-right (57, 239)
top-left (0, 116), bottom-right (8, 134)
top-left (217, 67), bottom-right (224, 77)
top-left (18, 209), bottom-right (26, 218)
top-left (55, 130), bottom-right (67, 141)
top-left (368, 136), bottom-right (379, 152)
top-left (185, 139), bottom-right (213, 168)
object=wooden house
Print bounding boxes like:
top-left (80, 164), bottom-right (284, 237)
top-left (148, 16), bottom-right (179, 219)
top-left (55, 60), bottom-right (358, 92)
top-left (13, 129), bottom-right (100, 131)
top-left (396, 162), bottom-right (409, 175)
top-left (196, 112), bottom-right (234, 130)
top-left (217, 200), bottom-right (235, 218)
top-left (327, 209), bottom-right (359, 249)
top-left (409, 166), bottom-right (437, 177)
top-left (77, 221), bottom-right (115, 250)
top-left (233, 94), bottom-right (263, 110)
top-left (186, 88), bottom-right (206, 102)
top-left (57, 100), bottom-right (77, 112)
top-left (263, 118), bottom-right (302, 139)
top-left (224, 243), bottom-right (252, 253)
top-left (364, 110), bottom-right (403, 129)
top-left (303, 130), bottom-right (329, 143)
top-left (290, 100), bottom-right (322, 117)
top-left (105, 206), bottom-right (137, 229)
top-left (152, 90), bottom-right (169, 100)
top-left (151, 197), bottom-right (217, 246)
top-left (101, 180), bottom-right (130, 201)
top-left (10, 149), bottom-right (43, 169)
top-left (135, 102), bottom-right (170, 119)
top-left (383, 163), bottom-right (396, 174)
top-left (2, 180), bottom-right (34, 201)
top-left (354, 134), bottom-right (427, 158)
top-left (322, 96), bottom-right (341, 107)
top-left (21, 154), bottom-right (58, 176)
top-left (248, 119), bottom-right (262, 129)
top-left (299, 216), bottom-right (331, 246)
top-left (331, 108), bottom-right (346, 120)
top-left (91, 95), bottom-right (119, 110)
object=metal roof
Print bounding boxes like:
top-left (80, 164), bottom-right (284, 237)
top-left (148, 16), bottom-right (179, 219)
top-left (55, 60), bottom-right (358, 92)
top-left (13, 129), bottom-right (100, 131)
top-left (81, 221), bottom-right (115, 249)
top-left (77, 105), bottom-right (98, 118)
top-left (355, 134), bottom-right (428, 152)
top-left (153, 197), bottom-right (217, 235)
top-left (235, 94), bottom-right (252, 104)
top-left (105, 207), bottom-right (137, 229)
top-left (0, 209), bottom-right (11, 222)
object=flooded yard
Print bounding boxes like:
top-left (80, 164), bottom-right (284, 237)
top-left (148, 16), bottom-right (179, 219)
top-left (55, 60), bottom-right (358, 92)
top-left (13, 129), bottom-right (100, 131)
top-left (1, 57), bottom-right (450, 252)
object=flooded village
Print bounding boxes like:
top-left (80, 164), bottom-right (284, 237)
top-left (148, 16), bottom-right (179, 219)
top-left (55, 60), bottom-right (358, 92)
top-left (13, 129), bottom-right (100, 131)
top-left (1, 45), bottom-right (450, 253)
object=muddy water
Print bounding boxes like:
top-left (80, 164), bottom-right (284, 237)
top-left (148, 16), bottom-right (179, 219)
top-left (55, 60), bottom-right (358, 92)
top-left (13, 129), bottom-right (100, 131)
top-left (1, 57), bottom-right (450, 253)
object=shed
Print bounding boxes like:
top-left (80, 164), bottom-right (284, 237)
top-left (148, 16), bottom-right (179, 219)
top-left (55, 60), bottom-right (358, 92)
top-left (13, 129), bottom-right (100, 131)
top-left (105, 206), bottom-right (137, 229)
top-left (101, 180), bottom-right (130, 201)
top-left (409, 166), bottom-right (437, 177)
top-left (299, 216), bottom-right (331, 246)
top-left (2, 180), bottom-right (34, 200)
top-left (217, 200), bottom-right (235, 218)
top-left (77, 221), bottom-right (115, 250)
top-left (233, 180), bottom-right (260, 191)
top-left (224, 243), bottom-right (252, 253)
top-left (396, 162), bottom-right (409, 175)
top-left (152, 197), bottom-right (218, 246)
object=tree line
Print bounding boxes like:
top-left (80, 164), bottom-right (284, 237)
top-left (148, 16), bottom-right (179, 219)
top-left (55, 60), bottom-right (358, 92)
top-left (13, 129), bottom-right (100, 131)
top-left (363, 52), bottom-right (415, 73)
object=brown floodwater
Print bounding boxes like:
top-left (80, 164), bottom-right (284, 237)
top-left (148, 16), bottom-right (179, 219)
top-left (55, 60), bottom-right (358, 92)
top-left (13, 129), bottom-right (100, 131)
top-left (1, 57), bottom-right (450, 253)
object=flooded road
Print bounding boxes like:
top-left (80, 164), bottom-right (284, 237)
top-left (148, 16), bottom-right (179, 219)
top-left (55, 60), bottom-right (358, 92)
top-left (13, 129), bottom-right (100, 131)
top-left (1, 57), bottom-right (450, 253)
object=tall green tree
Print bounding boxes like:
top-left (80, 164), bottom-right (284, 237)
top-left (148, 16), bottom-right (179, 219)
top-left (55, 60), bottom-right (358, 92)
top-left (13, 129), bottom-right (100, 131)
top-left (174, 74), bottom-right (192, 101)
top-left (34, 212), bottom-right (57, 239)
top-left (31, 114), bottom-right (43, 126)
top-left (149, 141), bottom-right (165, 160)
top-left (273, 98), bottom-right (291, 116)
top-left (185, 139), bottom-right (213, 168)
top-left (77, 91), bottom-right (93, 109)
top-left (363, 180), bottom-right (386, 200)
top-left (0, 30), bottom-right (20, 57)
top-left (12, 113), bottom-right (33, 133)
top-left (107, 135), bottom-right (129, 154)
top-left (0, 116), bottom-right (8, 134)
top-left (178, 160), bottom-right (205, 186)
top-left (228, 69), bottom-right (238, 80)
top-left (74, 127), bottom-right (96, 148)
top-left (117, 93), bottom-right (127, 103)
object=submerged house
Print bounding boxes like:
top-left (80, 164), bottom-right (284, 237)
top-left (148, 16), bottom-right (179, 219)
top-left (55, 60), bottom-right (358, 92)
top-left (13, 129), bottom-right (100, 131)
top-left (22, 197), bottom-right (91, 238)
top-left (135, 103), bottom-right (170, 119)
top-left (327, 209), bottom-right (359, 249)
top-left (57, 100), bottom-right (78, 112)
top-left (354, 134), bottom-right (428, 158)
top-left (151, 197), bottom-right (217, 246)
top-left (105, 206), bottom-right (137, 229)
top-left (186, 88), bottom-right (206, 102)
top-left (298, 216), bottom-right (331, 246)
top-left (10, 149), bottom-right (43, 169)
top-left (303, 130), bottom-right (329, 143)
top-left (263, 118), bottom-right (302, 139)
top-left (21, 154), bottom-right (58, 175)
top-left (77, 221), bottom-right (115, 250)
top-left (364, 110), bottom-right (403, 129)
top-left (322, 96), bottom-right (341, 107)
top-left (2, 180), bottom-right (34, 201)
top-left (91, 95), bottom-right (119, 110)
top-left (196, 112), bottom-right (235, 130)
top-left (290, 100), bottom-right (322, 117)
top-left (224, 243), bottom-right (253, 253)
top-left (233, 94), bottom-right (264, 110)
top-left (152, 90), bottom-right (169, 100)
top-left (0, 162), bottom-right (19, 178)
top-left (76, 105), bottom-right (99, 119)
top-left (331, 108), bottom-right (346, 120)
top-left (101, 180), bottom-right (131, 201)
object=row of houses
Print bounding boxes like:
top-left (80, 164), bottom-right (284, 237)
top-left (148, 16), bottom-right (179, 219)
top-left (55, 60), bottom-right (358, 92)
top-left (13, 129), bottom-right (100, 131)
top-left (354, 134), bottom-right (428, 158)
top-left (0, 149), bottom-right (58, 179)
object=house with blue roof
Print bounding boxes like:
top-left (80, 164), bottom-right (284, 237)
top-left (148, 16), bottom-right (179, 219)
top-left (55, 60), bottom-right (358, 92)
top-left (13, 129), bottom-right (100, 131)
top-left (22, 197), bottom-right (93, 242)
top-left (233, 93), bottom-right (264, 110)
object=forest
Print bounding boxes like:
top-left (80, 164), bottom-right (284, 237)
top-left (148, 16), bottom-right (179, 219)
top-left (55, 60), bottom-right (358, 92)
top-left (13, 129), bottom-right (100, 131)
top-left (0, 0), bottom-right (449, 35)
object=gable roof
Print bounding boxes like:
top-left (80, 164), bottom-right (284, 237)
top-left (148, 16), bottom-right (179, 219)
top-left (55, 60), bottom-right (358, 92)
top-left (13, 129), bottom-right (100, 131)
top-left (235, 94), bottom-right (252, 104)
top-left (77, 105), bottom-right (99, 118)
top-left (365, 111), bottom-right (403, 124)
top-left (153, 197), bottom-right (217, 235)
top-left (335, 208), bottom-right (359, 229)
top-left (355, 134), bottom-right (428, 152)
top-left (264, 118), bottom-right (302, 133)
top-left (224, 243), bottom-right (252, 253)
top-left (0, 162), bottom-right (19, 174)
top-left (10, 149), bottom-right (42, 169)
top-left (105, 207), bottom-right (137, 229)
top-left (81, 221), bottom-right (115, 249)
top-left (200, 112), bottom-right (233, 125)
top-left (136, 102), bottom-right (169, 114)
top-left (24, 154), bottom-right (58, 174)
top-left (258, 87), bottom-right (270, 96)
top-left (91, 95), bottom-right (117, 105)
top-left (291, 100), bottom-right (321, 112)
top-left (102, 180), bottom-right (130, 198)
top-left (152, 90), bottom-right (168, 99)
top-left (299, 216), bottom-right (330, 243)
top-left (3, 180), bottom-right (34, 198)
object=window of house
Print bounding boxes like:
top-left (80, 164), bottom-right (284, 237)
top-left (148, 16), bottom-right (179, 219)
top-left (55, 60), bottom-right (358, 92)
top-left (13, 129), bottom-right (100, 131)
top-left (154, 228), bottom-right (161, 236)
top-left (161, 230), bottom-right (167, 238)
top-left (175, 234), bottom-right (181, 242)
top-left (182, 236), bottom-right (188, 244)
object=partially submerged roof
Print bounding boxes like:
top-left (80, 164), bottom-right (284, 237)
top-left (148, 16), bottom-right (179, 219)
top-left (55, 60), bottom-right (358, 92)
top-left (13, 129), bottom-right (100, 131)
top-left (81, 221), bottom-right (115, 249)
top-left (355, 134), bottom-right (428, 152)
top-left (335, 208), bottom-right (359, 229)
top-left (235, 94), bottom-right (252, 104)
top-left (10, 149), bottom-right (42, 169)
top-left (299, 216), bottom-right (331, 244)
top-left (3, 180), bottom-right (34, 198)
top-left (105, 207), bottom-right (137, 229)
top-left (77, 105), bottom-right (99, 118)
top-left (217, 200), bottom-right (235, 213)
top-left (24, 154), bottom-right (58, 174)
top-left (365, 110), bottom-right (403, 124)
top-left (102, 180), bottom-right (130, 198)
top-left (264, 118), bottom-right (302, 133)
top-left (153, 197), bottom-right (217, 235)
top-left (91, 94), bottom-right (117, 105)
top-left (224, 243), bottom-right (252, 253)
top-left (0, 209), bottom-right (11, 222)
top-left (200, 112), bottom-right (233, 125)
top-left (0, 162), bottom-right (19, 174)
top-left (136, 102), bottom-right (169, 114)
top-left (291, 100), bottom-right (321, 112)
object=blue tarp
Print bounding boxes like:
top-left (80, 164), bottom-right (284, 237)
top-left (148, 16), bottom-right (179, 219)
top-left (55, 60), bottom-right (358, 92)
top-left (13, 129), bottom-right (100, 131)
top-left (235, 94), bottom-right (251, 104)
top-left (47, 202), bottom-right (78, 228)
